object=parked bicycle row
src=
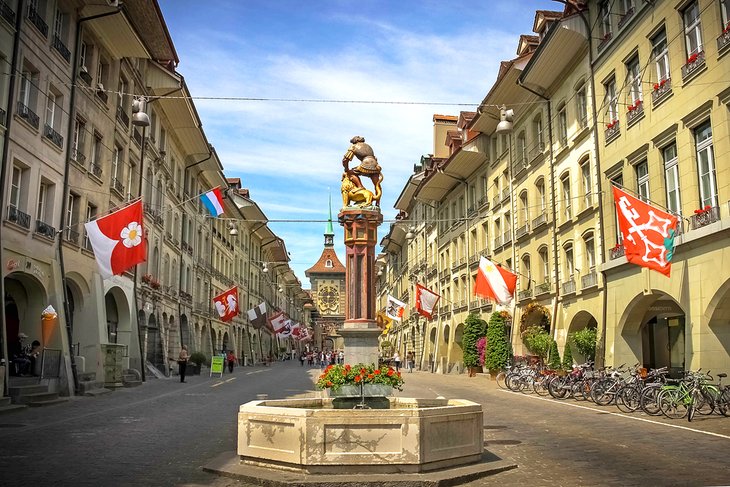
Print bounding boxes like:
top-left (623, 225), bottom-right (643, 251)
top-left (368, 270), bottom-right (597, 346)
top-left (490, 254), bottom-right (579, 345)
top-left (496, 362), bottom-right (730, 422)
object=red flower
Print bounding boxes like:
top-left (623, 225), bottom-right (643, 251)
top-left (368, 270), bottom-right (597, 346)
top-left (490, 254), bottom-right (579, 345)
top-left (687, 53), bottom-right (698, 64)
top-left (368, 374), bottom-right (374, 379)
top-left (374, 369), bottom-right (381, 375)
top-left (326, 381), bottom-right (333, 387)
top-left (660, 78), bottom-right (667, 86)
top-left (345, 364), bottom-right (351, 371)
top-left (653, 83), bottom-right (660, 91)
top-left (354, 375), bottom-right (362, 383)
top-left (360, 368), bottom-right (367, 375)
top-left (397, 372), bottom-right (402, 378)
top-left (387, 369), bottom-right (394, 377)
top-left (634, 99), bottom-right (641, 106)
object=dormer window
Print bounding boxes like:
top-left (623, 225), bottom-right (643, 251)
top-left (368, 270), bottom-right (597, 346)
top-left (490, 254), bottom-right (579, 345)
top-left (325, 259), bottom-right (333, 268)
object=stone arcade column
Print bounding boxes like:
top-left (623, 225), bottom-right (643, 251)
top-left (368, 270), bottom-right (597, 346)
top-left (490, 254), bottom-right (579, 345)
top-left (338, 208), bottom-right (383, 365)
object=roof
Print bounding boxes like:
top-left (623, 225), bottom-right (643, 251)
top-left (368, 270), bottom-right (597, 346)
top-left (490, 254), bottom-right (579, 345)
top-left (433, 114), bottom-right (457, 123)
top-left (305, 247), bottom-right (345, 276)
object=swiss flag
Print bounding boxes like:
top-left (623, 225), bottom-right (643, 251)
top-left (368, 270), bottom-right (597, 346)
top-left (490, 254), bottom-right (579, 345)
top-left (84, 200), bottom-right (146, 278)
top-left (613, 185), bottom-right (678, 276)
top-left (213, 287), bottom-right (239, 322)
top-left (474, 256), bottom-right (517, 305)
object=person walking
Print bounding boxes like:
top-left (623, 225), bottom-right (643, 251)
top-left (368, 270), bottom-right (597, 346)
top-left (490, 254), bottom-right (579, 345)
top-left (406, 351), bottom-right (414, 373)
top-left (393, 351), bottom-right (401, 373)
top-left (226, 350), bottom-right (236, 373)
top-left (178, 345), bottom-right (189, 383)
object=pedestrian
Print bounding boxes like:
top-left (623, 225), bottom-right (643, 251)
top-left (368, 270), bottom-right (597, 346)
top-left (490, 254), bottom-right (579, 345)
top-left (406, 351), bottom-right (414, 373)
top-left (299, 352), bottom-right (305, 366)
top-left (338, 350), bottom-right (344, 364)
top-left (178, 345), bottom-right (189, 383)
top-left (393, 351), bottom-right (401, 373)
top-left (226, 350), bottom-right (236, 373)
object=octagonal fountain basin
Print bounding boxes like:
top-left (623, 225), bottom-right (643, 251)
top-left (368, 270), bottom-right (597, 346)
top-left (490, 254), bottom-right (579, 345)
top-left (237, 397), bottom-right (483, 474)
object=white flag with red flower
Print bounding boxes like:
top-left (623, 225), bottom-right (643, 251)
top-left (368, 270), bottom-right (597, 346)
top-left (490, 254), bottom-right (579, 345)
top-left (474, 256), bottom-right (517, 305)
top-left (268, 312), bottom-right (288, 334)
top-left (84, 200), bottom-right (146, 278)
top-left (213, 286), bottom-right (238, 322)
top-left (415, 284), bottom-right (440, 319)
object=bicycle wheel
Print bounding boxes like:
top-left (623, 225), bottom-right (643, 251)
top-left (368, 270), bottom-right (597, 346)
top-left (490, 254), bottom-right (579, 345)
top-left (658, 389), bottom-right (688, 419)
top-left (616, 386), bottom-right (641, 413)
top-left (533, 376), bottom-right (550, 396)
top-left (506, 375), bottom-right (523, 392)
top-left (640, 385), bottom-right (663, 416)
top-left (495, 371), bottom-right (508, 389)
top-left (593, 380), bottom-right (618, 406)
top-left (688, 389), bottom-right (702, 422)
top-left (549, 377), bottom-right (568, 399)
top-left (719, 387), bottom-right (730, 417)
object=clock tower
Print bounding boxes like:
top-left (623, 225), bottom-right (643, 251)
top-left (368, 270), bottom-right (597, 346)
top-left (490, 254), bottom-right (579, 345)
top-left (305, 200), bottom-right (346, 351)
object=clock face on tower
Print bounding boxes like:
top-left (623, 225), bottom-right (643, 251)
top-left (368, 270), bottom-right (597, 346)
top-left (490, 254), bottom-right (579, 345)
top-left (317, 285), bottom-right (339, 312)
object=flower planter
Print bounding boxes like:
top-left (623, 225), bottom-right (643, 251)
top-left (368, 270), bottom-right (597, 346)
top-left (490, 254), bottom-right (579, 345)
top-left (328, 384), bottom-right (393, 398)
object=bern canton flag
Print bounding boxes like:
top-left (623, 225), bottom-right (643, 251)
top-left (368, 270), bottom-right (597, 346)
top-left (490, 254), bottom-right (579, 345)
top-left (201, 187), bottom-right (225, 217)
top-left (84, 200), bottom-right (146, 279)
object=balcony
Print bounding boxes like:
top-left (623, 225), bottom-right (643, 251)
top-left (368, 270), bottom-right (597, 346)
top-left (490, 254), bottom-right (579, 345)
top-left (90, 161), bottom-right (102, 178)
top-left (562, 278), bottom-right (576, 295)
top-left (477, 195), bottom-right (489, 209)
top-left (79, 69), bottom-right (92, 86)
top-left (26, 4), bottom-right (48, 37)
top-left (64, 228), bottom-right (80, 245)
top-left (95, 87), bottom-right (108, 104)
top-left (626, 101), bottom-right (644, 125)
top-left (454, 300), bottom-right (467, 312)
top-left (43, 124), bottom-right (64, 148)
top-left (34, 220), bottom-right (56, 239)
top-left (51, 35), bottom-right (71, 62)
top-left (111, 177), bottom-right (125, 195)
top-left (469, 253), bottom-right (480, 265)
top-left (532, 213), bottom-right (547, 230)
top-left (439, 270), bottom-right (449, 281)
top-left (597, 31), bottom-right (612, 53)
top-left (493, 235), bottom-right (503, 249)
top-left (581, 270), bottom-right (598, 290)
top-left (71, 148), bottom-right (86, 165)
top-left (502, 230), bottom-right (512, 246)
top-left (467, 205), bottom-right (476, 217)
top-left (470, 299), bottom-right (480, 309)
top-left (689, 206), bottom-right (720, 230)
top-left (116, 105), bottom-right (129, 127)
top-left (518, 289), bottom-right (533, 301)
top-left (515, 223), bottom-right (530, 240)
top-left (528, 142), bottom-right (545, 162)
top-left (617, 6), bottom-right (635, 29)
top-left (609, 244), bottom-right (625, 260)
top-left (17, 102), bottom-right (39, 129)
top-left (492, 194), bottom-right (501, 208)
top-left (535, 280), bottom-right (551, 295)
top-left (604, 120), bottom-right (620, 144)
top-left (133, 127), bottom-right (144, 146)
top-left (681, 51), bottom-right (705, 81)
top-left (718, 27), bottom-right (730, 54)
top-left (7, 206), bottom-right (31, 229)
top-left (0, 0), bottom-right (16, 26)
top-left (501, 188), bottom-right (510, 202)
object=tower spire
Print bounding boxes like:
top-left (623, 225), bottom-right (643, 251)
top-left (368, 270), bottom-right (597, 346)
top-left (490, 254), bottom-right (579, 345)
top-left (325, 191), bottom-right (334, 246)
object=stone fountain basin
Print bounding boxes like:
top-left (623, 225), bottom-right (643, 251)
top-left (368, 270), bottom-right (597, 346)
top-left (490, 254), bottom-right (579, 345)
top-left (237, 397), bottom-right (483, 474)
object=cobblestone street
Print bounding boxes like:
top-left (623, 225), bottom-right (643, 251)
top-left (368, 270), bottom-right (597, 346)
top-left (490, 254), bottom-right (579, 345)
top-left (1, 362), bottom-right (728, 486)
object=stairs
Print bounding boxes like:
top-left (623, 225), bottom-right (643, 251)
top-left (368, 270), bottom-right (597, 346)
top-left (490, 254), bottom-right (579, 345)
top-left (8, 377), bottom-right (68, 407)
top-left (0, 395), bottom-right (27, 414)
top-left (122, 368), bottom-right (143, 388)
top-left (77, 372), bottom-right (112, 397)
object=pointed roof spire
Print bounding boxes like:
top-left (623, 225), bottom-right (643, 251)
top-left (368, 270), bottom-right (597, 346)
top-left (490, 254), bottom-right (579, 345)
top-left (325, 190), bottom-right (334, 237)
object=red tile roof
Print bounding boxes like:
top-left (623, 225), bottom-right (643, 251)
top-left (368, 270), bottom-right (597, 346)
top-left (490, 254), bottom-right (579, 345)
top-left (305, 247), bottom-right (345, 275)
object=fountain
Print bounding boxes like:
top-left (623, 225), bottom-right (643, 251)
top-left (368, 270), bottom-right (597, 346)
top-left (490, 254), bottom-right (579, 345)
top-left (203, 137), bottom-right (516, 485)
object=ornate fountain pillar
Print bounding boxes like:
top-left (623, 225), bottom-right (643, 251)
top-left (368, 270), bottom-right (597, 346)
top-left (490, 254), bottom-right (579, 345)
top-left (338, 208), bottom-right (383, 366)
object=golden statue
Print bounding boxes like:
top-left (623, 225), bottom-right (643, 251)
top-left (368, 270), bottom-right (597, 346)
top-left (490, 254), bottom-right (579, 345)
top-left (341, 172), bottom-right (375, 208)
top-left (342, 136), bottom-right (383, 207)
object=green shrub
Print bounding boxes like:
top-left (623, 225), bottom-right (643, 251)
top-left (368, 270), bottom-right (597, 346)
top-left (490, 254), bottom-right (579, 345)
top-left (189, 351), bottom-right (208, 366)
top-left (562, 341), bottom-right (574, 369)
top-left (463, 313), bottom-right (487, 368)
top-left (570, 327), bottom-right (597, 361)
top-left (521, 325), bottom-right (552, 360)
top-left (547, 339), bottom-right (561, 369)
top-left (484, 312), bottom-right (513, 372)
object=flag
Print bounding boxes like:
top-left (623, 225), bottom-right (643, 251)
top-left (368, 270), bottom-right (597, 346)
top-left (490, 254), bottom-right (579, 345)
top-left (415, 284), bottom-right (440, 319)
top-left (213, 287), bottom-right (238, 322)
top-left (299, 327), bottom-right (311, 343)
top-left (376, 311), bottom-right (392, 330)
top-left (474, 256), bottom-right (517, 305)
top-left (201, 187), bottom-right (225, 217)
top-left (290, 322), bottom-right (302, 340)
top-left (268, 312), bottom-right (288, 334)
top-left (247, 302), bottom-right (267, 329)
top-left (386, 295), bottom-right (406, 321)
top-left (613, 185), bottom-right (678, 276)
top-left (276, 319), bottom-right (293, 338)
top-left (84, 200), bottom-right (146, 278)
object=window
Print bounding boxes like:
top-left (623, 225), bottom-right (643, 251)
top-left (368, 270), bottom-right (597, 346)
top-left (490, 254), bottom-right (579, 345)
top-left (584, 233), bottom-right (595, 270)
top-left (626, 55), bottom-right (642, 104)
top-left (325, 259), bottom-right (333, 268)
top-left (10, 165), bottom-right (26, 210)
top-left (53, 7), bottom-right (67, 44)
top-left (519, 191), bottom-right (529, 225)
top-left (536, 178), bottom-right (546, 212)
top-left (576, 83), bottom-right (588, 127)
top-left (619, 0), bottom-right (634, 15)
top-left (91, 133), bottom-right (102, 168)
top-left (111, 144), bottom-right (122, 182)
top-left (561, 174), bottom-right (572, 221)
top-left (564, 243), bottom-right (575, 277)
top-left (521, 255), bottom-right (531, 290)
top-left (663, 143), bottom-right (681, 215)
top-left (604, 77), bottom-right (618, 122)
top-left (612, 174), bottom-right (624, 244)
top-left (557, 102), bottom-right (567, 146)
top-left (695, 121), bottom-right (717, 208)
top-left (65, 193), bottom-right (79, 242)
top-left (79, 41), bottom-right (88, 70)
top-left (533, 114), bottom-right (544, 150)
top-left (44, 89), bottom-right (62, 131)
top-left (19, 67), bottom-right (39, 110)
top-left (651, 28), bottom-right (670, 82)
top-left (70, 119), bottom-right (85, 164)
top-left (599, 1), bottom-right (611, 39)
top-left (722, 0), bottom-right (729, 29)
top-left (37, 181), bottom-right (51, 223)
top-left (683, 1), bottom-right (703, 57)
top-left (581, 159), bottom-right (592, 208)
top-left (84, 203), bottom-right (97, 250)
top-left (516, 131), bottom-right (526, 164)
top-left (539, 247), bottom-right (549, 283)
top-left (636, 160), bottom-right (649, 201)
top-left (96, 56), bottom-right (108, 90)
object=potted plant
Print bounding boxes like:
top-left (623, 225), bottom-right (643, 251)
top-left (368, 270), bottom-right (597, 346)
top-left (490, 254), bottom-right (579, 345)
top-left (463, 313), bottom-right (487, 376)
top-left (521, 325), bottom-right (552, 365)
top-left (188, 351), bottom-right (207, 375)
top-left (569, 327), bottom-right (597, 362)
top-left (484, 311), bottom-right (512, 377)
top-left (316, 363), bottom-right (404, 406)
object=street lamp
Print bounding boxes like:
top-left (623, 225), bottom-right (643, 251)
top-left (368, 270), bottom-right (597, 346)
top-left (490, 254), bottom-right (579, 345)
top-left (132, 96), bottom-right (150, 127)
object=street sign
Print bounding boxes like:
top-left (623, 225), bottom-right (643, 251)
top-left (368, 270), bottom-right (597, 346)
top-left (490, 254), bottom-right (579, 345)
top-left (210, 355), bottom-right (224, 377)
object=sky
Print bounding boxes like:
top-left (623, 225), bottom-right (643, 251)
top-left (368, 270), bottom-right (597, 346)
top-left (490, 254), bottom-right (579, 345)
top-left (157, 0), bottom-right (560, 287)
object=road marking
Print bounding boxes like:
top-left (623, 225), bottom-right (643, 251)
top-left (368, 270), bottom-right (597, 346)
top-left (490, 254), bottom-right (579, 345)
top-left (498, 389), bottom-right (730, 440)
top-left (225, 377), bottom-right (236, 383)
top-left (246, 370), bottom-right (268, 375)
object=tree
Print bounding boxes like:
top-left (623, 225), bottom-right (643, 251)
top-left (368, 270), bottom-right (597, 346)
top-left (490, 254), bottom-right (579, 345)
top-left (562, 341), bottom-right (574, 370)
top-left (485, 312), bottom-right (513, 372)
top-left (570, 327), bottom-right (597, 361)
top-left (521, 325), bottom-right (552, 362)
top-left (462, 313), bottom-right (487, 370)
top-left (547, 339), bottom-right (561, 369)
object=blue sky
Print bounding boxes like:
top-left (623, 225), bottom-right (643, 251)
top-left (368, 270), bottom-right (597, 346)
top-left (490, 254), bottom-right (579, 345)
top-left (158, 0), bottom-right (560, 287)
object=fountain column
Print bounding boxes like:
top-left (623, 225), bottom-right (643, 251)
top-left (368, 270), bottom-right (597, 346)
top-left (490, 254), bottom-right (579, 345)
top-left (338, 208), bottom-right (383, 366)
